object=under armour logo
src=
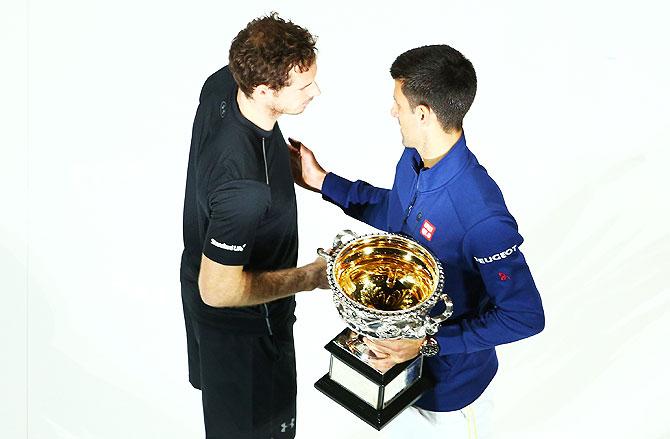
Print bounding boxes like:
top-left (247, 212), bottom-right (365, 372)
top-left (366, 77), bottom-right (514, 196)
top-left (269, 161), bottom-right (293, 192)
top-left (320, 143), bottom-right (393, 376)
top-left (280, 418), bottom-right (295, 432)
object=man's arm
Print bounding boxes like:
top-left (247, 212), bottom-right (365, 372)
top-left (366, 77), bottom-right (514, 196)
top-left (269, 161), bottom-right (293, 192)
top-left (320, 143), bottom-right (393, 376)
top-left (199, 254), bottom-right (328, 307)
top-left (288, 139), bottom-right (392, 230)
top-left (435, 216), bottom-right (545, 355)
top-left (200, 178), bottom-right (328, 307)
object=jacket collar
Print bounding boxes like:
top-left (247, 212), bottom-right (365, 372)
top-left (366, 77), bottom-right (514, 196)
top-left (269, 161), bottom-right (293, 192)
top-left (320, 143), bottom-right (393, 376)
top-left (230, 88), bottom-right (275, 138)
top-left (409, 133), bottom-right (473, 192)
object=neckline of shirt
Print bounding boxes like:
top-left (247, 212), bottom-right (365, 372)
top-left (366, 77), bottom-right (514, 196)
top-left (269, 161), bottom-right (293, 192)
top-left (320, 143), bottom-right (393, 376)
top-left (229, 87), bottom-right (276, 138)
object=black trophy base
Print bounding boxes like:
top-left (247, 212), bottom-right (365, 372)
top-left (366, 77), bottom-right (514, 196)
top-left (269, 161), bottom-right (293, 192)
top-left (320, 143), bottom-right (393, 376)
top-left (315, 373), bottom-right (433, 430)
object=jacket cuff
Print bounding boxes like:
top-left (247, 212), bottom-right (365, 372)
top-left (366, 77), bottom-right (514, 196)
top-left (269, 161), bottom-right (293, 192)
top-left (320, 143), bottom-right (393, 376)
top-left (321, 172), bottom-right (353, 207)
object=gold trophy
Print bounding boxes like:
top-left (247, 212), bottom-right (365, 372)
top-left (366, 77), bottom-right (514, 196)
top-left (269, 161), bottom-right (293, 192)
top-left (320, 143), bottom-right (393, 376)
top-left (315, 230), bottom-right (453, 429)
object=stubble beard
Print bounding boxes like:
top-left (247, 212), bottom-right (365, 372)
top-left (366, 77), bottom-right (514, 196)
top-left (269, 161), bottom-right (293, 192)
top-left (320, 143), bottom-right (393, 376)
top-left (270, 103), bottom-right (300, 117)
top-left (268, 102), bottom-right (283, 118)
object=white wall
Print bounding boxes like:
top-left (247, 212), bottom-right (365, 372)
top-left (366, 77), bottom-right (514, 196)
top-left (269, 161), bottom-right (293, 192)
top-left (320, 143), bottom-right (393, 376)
top-left (1, 0), bottom-right (28, 437)
top-left (3, 0), bottom-right (669, 438)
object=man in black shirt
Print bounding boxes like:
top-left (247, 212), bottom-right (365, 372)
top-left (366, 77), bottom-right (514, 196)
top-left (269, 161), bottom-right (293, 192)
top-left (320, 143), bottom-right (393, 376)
top-left (180, 14), bottom-right (325, 439)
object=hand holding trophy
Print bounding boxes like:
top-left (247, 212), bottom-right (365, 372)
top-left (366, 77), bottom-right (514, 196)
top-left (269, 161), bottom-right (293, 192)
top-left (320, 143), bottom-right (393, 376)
top-left (314, 230), bottom-right (453, 430)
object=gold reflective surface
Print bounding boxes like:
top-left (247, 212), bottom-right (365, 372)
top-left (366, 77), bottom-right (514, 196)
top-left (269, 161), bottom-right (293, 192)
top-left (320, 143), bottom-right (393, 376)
top-left (333, 236), bottom-right (439, 311)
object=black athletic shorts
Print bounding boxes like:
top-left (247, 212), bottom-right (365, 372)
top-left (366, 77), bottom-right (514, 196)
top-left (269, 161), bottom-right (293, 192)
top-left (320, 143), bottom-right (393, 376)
top-left (183, 302), bottom-right (297, 439)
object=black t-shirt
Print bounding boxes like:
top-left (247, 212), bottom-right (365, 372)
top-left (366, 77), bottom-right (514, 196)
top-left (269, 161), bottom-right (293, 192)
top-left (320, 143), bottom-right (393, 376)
top-left (180, 66), bottom-right (298, 333)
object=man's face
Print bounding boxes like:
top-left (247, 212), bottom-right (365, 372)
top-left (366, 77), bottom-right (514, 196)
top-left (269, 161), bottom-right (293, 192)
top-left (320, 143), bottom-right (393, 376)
top-left (270, 62), bottom-right (320, 115)
top-left (390, 80), bottom-right (422, 148)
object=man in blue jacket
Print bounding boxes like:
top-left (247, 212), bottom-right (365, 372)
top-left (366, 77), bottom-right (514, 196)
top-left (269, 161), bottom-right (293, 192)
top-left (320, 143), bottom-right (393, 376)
top-left (289, 44), bottom-right (545, 437)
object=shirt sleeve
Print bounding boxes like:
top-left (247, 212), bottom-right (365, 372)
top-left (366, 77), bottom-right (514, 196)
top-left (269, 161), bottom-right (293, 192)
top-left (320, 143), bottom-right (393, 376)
top-left (435, 216), bottom-right (545, 354)
top-left (202, 180), bottom-right (270, 266)
top-left (321, 172), bottom-right (391, 230)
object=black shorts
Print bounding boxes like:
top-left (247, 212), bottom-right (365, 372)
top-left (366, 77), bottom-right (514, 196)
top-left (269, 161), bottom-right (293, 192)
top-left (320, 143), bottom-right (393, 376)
top-left (183, 302), bottom-right (297, 439)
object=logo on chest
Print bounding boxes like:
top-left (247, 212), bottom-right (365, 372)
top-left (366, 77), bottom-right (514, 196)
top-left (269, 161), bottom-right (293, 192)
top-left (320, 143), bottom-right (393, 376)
top-left (420, 219), bottom-right (436, 241)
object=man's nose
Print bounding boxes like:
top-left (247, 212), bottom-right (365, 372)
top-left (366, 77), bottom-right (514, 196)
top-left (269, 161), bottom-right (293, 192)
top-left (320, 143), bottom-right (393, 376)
top-left (311, 82), bottom-right (321, 97)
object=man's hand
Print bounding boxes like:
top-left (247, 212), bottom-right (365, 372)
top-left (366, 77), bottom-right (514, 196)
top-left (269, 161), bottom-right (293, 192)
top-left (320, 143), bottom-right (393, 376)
top-left (363, 337), bottom-right (425, 373)
top-left (287, 137), bottom-right (327, 192)
top-left (307, 255), bottom-right (330, 290)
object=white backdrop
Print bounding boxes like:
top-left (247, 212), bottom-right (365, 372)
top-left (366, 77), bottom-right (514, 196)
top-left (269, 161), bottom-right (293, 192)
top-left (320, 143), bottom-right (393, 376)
top-left (3, 0), bottom-right (670, 438)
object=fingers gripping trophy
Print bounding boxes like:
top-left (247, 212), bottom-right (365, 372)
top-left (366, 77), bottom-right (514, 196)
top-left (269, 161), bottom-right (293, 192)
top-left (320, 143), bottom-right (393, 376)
top-left (314, 229), bottom-right (453, 430)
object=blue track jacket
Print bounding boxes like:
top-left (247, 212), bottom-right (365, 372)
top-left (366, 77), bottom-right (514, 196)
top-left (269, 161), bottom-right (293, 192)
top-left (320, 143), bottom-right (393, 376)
top-left (321, 134), bottom-right (545, 411)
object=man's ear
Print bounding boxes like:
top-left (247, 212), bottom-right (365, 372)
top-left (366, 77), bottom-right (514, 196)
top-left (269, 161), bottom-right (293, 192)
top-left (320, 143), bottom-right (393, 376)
top-left (251, 84), bottom-right (271, 100)
top-left (417, 104), bottom-right (431, 124)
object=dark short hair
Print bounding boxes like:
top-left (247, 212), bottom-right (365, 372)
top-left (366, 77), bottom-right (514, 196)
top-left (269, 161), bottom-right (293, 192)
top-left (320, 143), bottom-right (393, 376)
top-left (229, 12), bottom-right (317, 97)
top-left (390, 45), bottom-right (477, 132)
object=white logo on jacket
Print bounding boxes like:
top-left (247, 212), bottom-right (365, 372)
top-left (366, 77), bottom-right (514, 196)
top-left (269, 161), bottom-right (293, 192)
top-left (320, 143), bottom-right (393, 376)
top-left (474, 245), bottom-right (518, 264)
top-left (210, 238), bottom-right (246, 252)
top-left (280, 417), bottom-right (295, 432)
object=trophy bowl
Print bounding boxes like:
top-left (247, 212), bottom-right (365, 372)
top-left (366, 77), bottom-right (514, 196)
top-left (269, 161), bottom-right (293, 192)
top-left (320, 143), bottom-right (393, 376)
top-left (318, 230), bottom-right (452, 340)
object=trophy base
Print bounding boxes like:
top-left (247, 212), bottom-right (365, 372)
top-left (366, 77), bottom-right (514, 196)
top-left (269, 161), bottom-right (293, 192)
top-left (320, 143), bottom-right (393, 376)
top-left (315, 372), bottom-right (432, 430)
top-left (314, 329), bottom-right (434, 430)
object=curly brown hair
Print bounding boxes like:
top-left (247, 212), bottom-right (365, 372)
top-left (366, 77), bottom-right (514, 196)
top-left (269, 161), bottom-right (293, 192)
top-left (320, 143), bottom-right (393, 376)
top-left (229, 13), bottom-right (317, 97)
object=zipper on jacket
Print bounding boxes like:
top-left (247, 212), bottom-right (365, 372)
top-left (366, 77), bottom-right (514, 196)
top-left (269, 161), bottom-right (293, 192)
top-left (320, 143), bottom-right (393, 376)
top-left (403, 173), bottom-right (421, 225)
top-left (260, 138), bottom-right (271, 335)
top-left (262, 303), bottom-right (273, 336)
top-left (261, 138), bottom-right (269, 184)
